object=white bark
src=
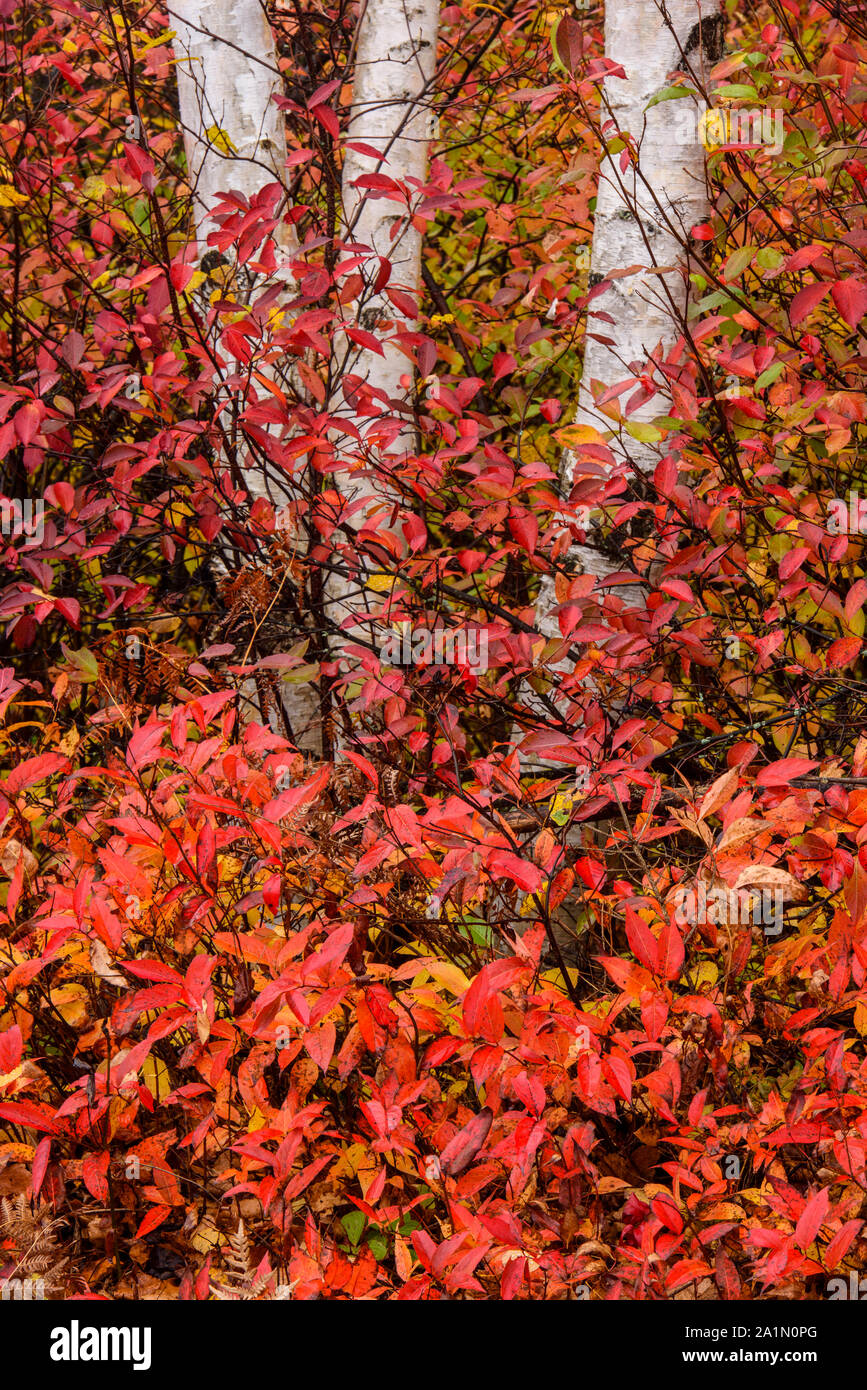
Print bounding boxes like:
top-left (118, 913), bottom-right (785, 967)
top-left (341, 0), bottom-right (438, 437)
top-left (568, 0), bottom-right (717, 560)
top-left (326, 0), bottom-right (439, 632)
top-left (520, 0), bottom-right (720, 772)
top-left (540, 0), bottom-right (719, 599)
top-left (168, 0), bottom-right (296, 260)
top-left (169, 1), bottom-right (321, 752)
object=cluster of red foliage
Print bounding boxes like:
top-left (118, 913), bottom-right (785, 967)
top-left (1, 0), bottom-right (867, 1301)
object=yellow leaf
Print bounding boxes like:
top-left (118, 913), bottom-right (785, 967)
top-left (597, 1176), bottom-right (631, 1193)
top-left (196, 1004), bottom-right (210, 1045)
top-left (0, 185), bottom-right (27, 208)
top-left (0, 1142), bottom-right (34, 1163)
top-left (550, 790), bottom-right (574, 824)
top-left (699, 107), bottom-right (730, 151)
top-left (141, 1054), bottom-right (171, 1102)
top-left (51, 984), bottom-right (89, 1027)
top-left (424, 961), bottom-right (470, 996)
top-left (690, 961), bottom-right (719, 989)
top-left (332, 1143), bottom-right (372, 1180)
top-left (205, 125), bottom-right (237, 154)
top-left (366, 572), bottom-right (394, 593)
top-left (702, 1201), bottom-right (745, 1220)
top-left (554, 424), bottom-right (607, 449)
top-left (190, 1216), bottom-right (222, 1254)
top-left (82, 176), bottom-right (107, 201)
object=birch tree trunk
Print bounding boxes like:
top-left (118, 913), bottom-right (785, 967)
top-left (546, 0), bottom-right (721, 594)
top-left (325, 0), bottom-right (439, 632)
top-left (168, 0), bottom-right (322, 751)
top-left (168, 0), bottom-right (296, 261)
top-left (518, 0), bottom-right (721, 780)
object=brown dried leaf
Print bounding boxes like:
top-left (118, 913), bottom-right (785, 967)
top-left (90, 939), bottom-right (126, 987)
top-left (669, 807), bottom-right (714, 849)
top-left (0, 838), bottom-right (37, 881)
top-left (717, 817), bottom-right (769, 854)
top-left (698, 769), bottom-right (739, 823)
top-left (733, 865), bottom-right (808, 902)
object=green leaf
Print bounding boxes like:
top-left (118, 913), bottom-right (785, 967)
top-left (283, 663), bottom-right (320, 685)
top-left (646, 85), bottom-right (696, 108)
top-left (341, 1211), bottom-right (365, 1246)
top-left (624, 421), bottom-right (664, 443)
top-left (63, 645), bottom-right (98, 682)
top-left (755, 362), bottom-right (784, 390)
top-left (716, 84), bottom-right (761, 100)
top-left (724, 245), bottom-right (757, 282)
top-left (755, 247), bottom-right (784, 271)
top-left (367, 1234), bottom-right (388, 1261)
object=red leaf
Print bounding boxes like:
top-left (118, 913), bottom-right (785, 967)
top-left (440, 1107), bottom-right (494, 1177)
top-left (558, 604), bottom-right (582, 638)
top-left (824, 1219), bottom-right (862, 1270)
top-left (715, 1248), bottom-right (742, 1299)
top-left (666, 1258), bottom-right (712, 1292)
top-left (0, 1101), bottom-right (58, 1134)
top-left (32, 1136), bottom-right (52, 1197)
top-left (756, 757), bottom-right (819, 786)
top-left (196, 819), bottom-right (216, 887)
top-left (54, 598), bottom-right (80, 627)
top-left (14, 402), bottom-right (41, 444)
top-left (794, 1187), bottom-right (829, 1248)
top-left (625, 908), bottom-right (659, 973)
top-left (340, 750), bottom-right (378, 786)
top-left (508, 512), bottom-right (538, 555)
top-left (500, 1256), bottom-right (527, 1300)
top-left (487, 850), bottom-right (543, 893)
top-left (184, 954), bottom-right (216, 1009)
top-left (83, 1151), bottom-right (110, 1200)
top-left (660, 579), bottom-right (694, 604)
top-left (827, 635), bottom-right (861, 669)
top-left (790, 281), bottom-right (830, 324)
top-left (305, 1021), bottom-right (336, 1071)
top-left (135, 1206), bottom-right (171, 1239)
top-left (554, 15), bottom-right (583, 72)
top-left (386, 288), bottom-right (419, 320)
top-left (657, 918), bottom-right (684, 980)
top-left (640, 989), bottom-right (669, 1040)
top-left (778, 546), bottom-right (810, 581)
top-left (605, 1056), bottom-right (633, 1103)
top-left (831, 277), bottom-right (867, 327)
top-left (312, 104), bottom-right (339, 139)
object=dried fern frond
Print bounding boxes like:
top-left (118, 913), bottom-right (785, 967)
top-left (208, 1220), bottom-right (294, 1301)
top-left (223, 1219), bottom-right (253, 1284)
top-left (0, 1195), bottom-right (69, 1294)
